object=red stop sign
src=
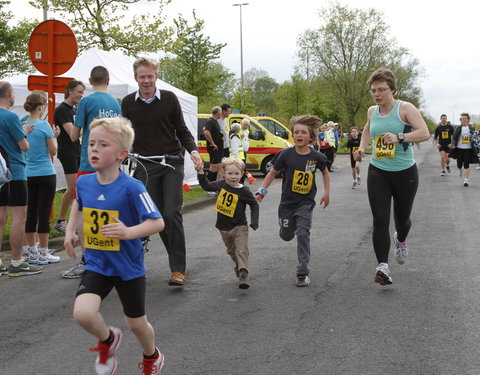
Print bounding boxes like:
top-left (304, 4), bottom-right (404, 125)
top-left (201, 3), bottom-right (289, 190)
top-left (28, 20), bottom-right (78, 76)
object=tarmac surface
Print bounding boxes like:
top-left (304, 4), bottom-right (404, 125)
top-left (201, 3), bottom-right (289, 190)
top-left (3, 144), bottom-right (480, 374)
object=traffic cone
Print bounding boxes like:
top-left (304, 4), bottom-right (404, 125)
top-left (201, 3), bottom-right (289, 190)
top-left (245, 171), bottom-right (256, 184)
top-left (182, 184), bottom-right (192, 191)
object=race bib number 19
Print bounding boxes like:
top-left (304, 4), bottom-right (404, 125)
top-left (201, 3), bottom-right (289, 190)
top-left (215, 189), bottom-right (238, 217)
top-left (374, 136), bottom-right (396, 159)
top-left (83, 207), bottom-right (120, 251)
top-left (292, 170), bottom-right (313, 194)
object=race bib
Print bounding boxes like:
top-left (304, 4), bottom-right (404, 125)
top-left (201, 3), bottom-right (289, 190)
top-left (441, 131), bottom-right (449, 139)
top-left (462, 135), bottom-right (469, 144)
top-left (292, 170), bottom-right (313, 194)
top-left (352, 146), bottom-right (359, 154)
top-left (83, 207), bottom-right (120, 251)
top-left (374, 136), bottom-right (396, 159)
top-left (215, 189), bottom-right (238, 217)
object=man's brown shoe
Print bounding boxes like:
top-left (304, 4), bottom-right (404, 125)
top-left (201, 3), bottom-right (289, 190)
top-left (169, 272), bottom-right (186, 286)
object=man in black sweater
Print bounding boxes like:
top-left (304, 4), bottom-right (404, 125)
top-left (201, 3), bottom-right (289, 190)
top-left (122, 58), bottom-right (203, 286)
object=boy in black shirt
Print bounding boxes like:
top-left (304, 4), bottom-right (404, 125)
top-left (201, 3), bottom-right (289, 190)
top-left (197, 157), bottom-right (259, 289)
top-left (256, 115), bottom-right (330, 287)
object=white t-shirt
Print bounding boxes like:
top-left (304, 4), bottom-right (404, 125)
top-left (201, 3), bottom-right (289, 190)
top-left (241, 129), bottom-right (249, 152)
top-left (218, 117), bottom-right (229, 149)
top-left (457, 126), bottom-right (472, 149)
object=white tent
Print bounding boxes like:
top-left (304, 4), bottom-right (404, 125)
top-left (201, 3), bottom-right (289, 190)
top-left (9, 47), bottom-right (199, 186)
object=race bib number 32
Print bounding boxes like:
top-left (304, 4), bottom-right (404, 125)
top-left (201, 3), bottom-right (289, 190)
top-left (215, 189), bottom-right (239, 217)
top-left (292, 170), bottom-right (313, 194)
top-left (83, 207), bottom-right (120, 251)
top-left (374, 136), bottom-right (396, 159)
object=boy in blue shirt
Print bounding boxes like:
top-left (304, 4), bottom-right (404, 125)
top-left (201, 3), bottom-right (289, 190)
top-left (64, 117), bottom-right (165, 375)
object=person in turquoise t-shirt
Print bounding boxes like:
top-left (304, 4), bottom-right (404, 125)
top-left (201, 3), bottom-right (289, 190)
top-left (62, 66), bottom-right (122, 280)
top-left (71, 66), bottom-right (122, 174)
top-left (23, 91), bottom-right (61, 265)
top-left (354, 68), bottom-right (429, 286)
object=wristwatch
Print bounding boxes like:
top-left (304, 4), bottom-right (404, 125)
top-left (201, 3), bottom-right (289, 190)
top-left (397, 133), bottom-right (405, 143)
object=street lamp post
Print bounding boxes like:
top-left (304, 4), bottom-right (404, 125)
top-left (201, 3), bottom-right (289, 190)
top-left (233, 3), bottom-right (248, 89)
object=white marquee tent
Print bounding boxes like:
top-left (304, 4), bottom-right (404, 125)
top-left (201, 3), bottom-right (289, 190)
top-left (8, 47), bottom-right (199, 186)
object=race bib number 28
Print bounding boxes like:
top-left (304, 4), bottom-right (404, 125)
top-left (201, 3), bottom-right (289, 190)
top-left (292, 170), bottom-right (313, 194)
top-left (83, 207), bottom-right (120, 251)
top-left (374, 136), bottom-right (396, 159)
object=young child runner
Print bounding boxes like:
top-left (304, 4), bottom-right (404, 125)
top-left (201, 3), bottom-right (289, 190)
top-left (256, 115), bottom-right (330, 287)
top-left (197, 156), bottom-right (259, 289)
top-left (345, 126), bottom-right (362, 189)
top-left (64, 117), bottom-right (166, 375)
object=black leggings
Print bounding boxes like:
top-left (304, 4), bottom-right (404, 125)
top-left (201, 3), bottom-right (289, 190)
top-left (367, 164), bottom-right (418, 264)
top-left (25, 174), bottom-right (56, 233)
top-left (456, 148), bottom-right (472, 169)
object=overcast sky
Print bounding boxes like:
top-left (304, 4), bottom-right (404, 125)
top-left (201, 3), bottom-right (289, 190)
top-left (13, 0), bottom-right (480, 123)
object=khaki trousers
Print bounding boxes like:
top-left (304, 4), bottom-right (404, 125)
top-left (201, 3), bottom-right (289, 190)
top-left (219, 225), bottom-right (249, 271)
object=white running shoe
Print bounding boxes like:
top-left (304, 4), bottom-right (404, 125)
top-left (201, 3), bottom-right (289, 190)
top-left (138, 348), bottom-right (165, 375)
top-left (28, 246), bottom-right (48, 265)
top-left (464, 178), bottom-right (469, 187)
top-left (89, 326), bottom-right (123, 375)
top-left (393, 232), bottom-right (408, 265)
top-left (356, 176), bottom-right (361, 185)
top-left (352, 181), bottom-right (357, 189)
top-left (39, 248), bottom-right (60, 263)
top-left (374, 263), bottom-right (392, 285)
top-left (22, 245), bottom-right (30, 260)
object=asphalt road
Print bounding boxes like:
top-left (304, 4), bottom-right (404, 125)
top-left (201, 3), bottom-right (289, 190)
top-left (2, 142), bottom-right (480, 375)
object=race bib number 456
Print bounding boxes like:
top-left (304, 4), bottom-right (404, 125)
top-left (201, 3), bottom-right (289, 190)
top-left (83, 207), bottom-right (120, 251)
top-left (292, 170), bottom-right (313, 194)
top-left (374, 136), bottom-right (396, 159)
top-left (215, 189), bottom-right (239, 217)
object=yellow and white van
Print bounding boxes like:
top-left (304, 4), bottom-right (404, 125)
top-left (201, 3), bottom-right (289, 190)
top-left (253, 115), bottom-right (294, 145)
top-left (197, 113), bottom-right (291, 175)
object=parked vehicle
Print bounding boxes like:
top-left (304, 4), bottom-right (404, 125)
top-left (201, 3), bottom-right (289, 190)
top-left (253, 115), bottom-right (294, 145)
top-left (197, 113), bottom-right (290, 175)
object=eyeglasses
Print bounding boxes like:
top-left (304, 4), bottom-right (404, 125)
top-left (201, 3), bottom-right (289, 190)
top-left (369, 87), bottom-right (390, 95)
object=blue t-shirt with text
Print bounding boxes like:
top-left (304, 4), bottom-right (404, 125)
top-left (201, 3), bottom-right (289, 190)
top-left (74, 92), bottom-right (121, 172)
top-left (76, 171), bottom-right (162, 281)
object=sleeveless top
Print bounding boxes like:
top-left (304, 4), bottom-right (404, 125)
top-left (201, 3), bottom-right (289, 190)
top-left (370, 100), bottom-right (414, 171)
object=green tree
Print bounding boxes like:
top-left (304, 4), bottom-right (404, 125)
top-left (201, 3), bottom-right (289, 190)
top-left (274, 75), bottom-right (308, 118)
top-left (231, 87), bottom-right (256, 115)
top-left (158, 12), bottom-right (235, 103)
top-left (243, 68), bottom-right (278, 114)
top-left (29, 0), bottom-right (173, 56)
top-left (296, 2), bottom-right (423, 127)
top-left (0, 1), bottom-right (37, 77)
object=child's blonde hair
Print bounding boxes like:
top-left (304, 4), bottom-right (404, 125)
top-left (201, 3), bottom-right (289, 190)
top-left (221, 156), bottom-right (245, 172)
top-left (89, 117), bottom-right (134, 150)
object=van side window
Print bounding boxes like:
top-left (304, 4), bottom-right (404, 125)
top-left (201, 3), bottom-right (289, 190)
top-left (197, 118), bottom-right (209, 141)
